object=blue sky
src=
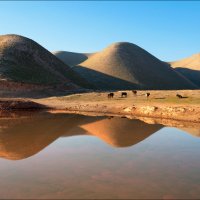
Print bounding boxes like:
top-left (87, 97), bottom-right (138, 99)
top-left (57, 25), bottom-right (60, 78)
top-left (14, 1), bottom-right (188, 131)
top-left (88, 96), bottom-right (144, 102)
top-left (0, 1), bottom-right (200, 61)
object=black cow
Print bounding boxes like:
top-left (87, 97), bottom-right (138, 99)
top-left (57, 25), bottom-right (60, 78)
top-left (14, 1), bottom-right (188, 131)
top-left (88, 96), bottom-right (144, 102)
top-left (145, 92), bottom-right (150, 98)
top-left (121, 92), bottom-right (127, 98)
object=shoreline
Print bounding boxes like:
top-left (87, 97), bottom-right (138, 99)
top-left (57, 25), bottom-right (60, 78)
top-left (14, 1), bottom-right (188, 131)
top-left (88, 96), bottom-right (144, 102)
top-left (0, 99), bottom-right (199, 123)
top-left (0, 90), bottom-right (199, 123)
top-left (62, 103), bottom-right (200, 123)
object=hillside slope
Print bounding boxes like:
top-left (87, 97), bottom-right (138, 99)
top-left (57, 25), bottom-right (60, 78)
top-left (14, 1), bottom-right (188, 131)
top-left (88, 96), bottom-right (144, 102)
top-left (170, 54), bottom-right (200, 87)
top-left (0, 34), bottom-right (91, 90)
top-left (53, 51), bottom-right (93, 67)
top-left (73, 42), bottom-right (196, 90)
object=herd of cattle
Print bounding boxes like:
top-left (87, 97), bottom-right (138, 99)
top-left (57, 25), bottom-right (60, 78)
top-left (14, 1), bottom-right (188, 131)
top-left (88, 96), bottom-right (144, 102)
top-left (107, 90), bottom-right (184, 99)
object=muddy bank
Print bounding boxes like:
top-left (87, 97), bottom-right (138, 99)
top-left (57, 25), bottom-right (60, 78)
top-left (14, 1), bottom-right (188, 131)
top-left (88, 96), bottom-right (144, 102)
top-left (0, 88), bottom-right (199, 123)
top-left (0, 99), bottom-right (199, 122)
top-left (63, 103), bottom-right (200, 123)
top-left (0, 99), bottom-right (48, 110)
top-left (32, 90), bottom-right (200, 122)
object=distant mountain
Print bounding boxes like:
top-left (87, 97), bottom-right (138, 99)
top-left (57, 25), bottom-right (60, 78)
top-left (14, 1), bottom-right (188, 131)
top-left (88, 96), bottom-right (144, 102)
top-left (53, 51), bottom-right (93, 67)
top-left (73, 42), bottom-right (196, 90)
top-left (169, 54), bottom-right (200, 87)
top-left (0, 34), bottom-right (91, 92)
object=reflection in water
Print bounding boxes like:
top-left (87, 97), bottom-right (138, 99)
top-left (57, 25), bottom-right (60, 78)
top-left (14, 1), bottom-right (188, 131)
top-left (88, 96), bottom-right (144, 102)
top-left (0, 113), bottom-right (162, 160)
top-left (0, 113), bottom-right (93, 160)
top-left (0, 112), bottom-right (200, 199)
top-left (180, 128), bottom-right (200, 137)
top-left (80, 117), bottom-right (162, 147)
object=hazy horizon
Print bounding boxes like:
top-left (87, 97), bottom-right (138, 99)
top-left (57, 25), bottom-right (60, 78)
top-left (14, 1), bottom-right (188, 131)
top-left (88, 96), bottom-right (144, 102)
top-left (1, 1), bottom-right (200, 61)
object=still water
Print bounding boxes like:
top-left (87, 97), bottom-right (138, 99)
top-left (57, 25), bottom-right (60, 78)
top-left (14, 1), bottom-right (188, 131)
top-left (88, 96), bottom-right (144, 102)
top-left (0, 112), bottom-right (200, 199)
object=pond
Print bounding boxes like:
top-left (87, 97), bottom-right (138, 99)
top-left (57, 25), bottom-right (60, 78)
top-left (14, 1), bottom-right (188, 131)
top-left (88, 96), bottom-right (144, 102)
top-left (0, 112), bottom-right (199, 199)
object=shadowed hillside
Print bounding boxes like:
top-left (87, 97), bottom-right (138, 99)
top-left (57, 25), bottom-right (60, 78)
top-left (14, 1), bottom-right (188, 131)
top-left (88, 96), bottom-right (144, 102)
top-left (170, 54), bottom-right (200, 88)
top-left (73, 42), bottom-right (196, 90)
top-left (0, 34), bottom-right (91, 91)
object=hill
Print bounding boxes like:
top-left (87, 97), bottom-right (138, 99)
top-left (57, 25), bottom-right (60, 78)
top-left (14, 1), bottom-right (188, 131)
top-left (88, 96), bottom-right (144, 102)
top-left (0, 34), bottom-right (91, 92)
top-left (53, 51), bottom-right (93, 67)
top-left (73, 42), bottom-right (196, 90)
top-left (169, 54), bottom-right (200, 87)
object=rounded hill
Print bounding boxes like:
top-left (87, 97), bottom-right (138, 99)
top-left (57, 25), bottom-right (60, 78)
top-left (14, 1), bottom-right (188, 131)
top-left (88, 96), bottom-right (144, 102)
top-left (53, 51), bottom-right (93, 67)
top-left (170, 53), bottom-right (200, 87)
top-left (170, 53), bottom-right (200, 70)
top-left (74, 42), bottom-right (196, 90)
top-left (0, 34), bottom-right (90, 90)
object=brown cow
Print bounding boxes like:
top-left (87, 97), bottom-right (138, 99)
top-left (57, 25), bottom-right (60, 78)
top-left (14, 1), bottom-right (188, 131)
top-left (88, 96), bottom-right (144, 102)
top-left (176, 94), bottom-right (183, 98)
top-left (132, 90), bottom-right (137, 96)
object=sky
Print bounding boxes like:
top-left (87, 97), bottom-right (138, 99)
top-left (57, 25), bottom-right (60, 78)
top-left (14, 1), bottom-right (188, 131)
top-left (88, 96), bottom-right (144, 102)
top-left (0, 1), bottom-right (200, 61)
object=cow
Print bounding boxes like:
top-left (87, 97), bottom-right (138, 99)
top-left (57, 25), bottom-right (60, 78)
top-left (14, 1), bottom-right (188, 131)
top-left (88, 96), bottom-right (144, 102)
top-left (132, 90), bottom-right (137, 96)
top-left (145, 92), bottom-right (150, 98)
top-left (108, 92), bottom-right (114, 99)
top-left (176, 94), bottom-right (183, 99)
top-left (121, 92), bottom-right (127, 98)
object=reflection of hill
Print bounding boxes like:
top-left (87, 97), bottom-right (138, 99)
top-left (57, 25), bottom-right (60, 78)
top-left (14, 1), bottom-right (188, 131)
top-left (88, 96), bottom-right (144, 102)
top-left (2, 112), bottom-right (197, 161)
top-left (0, 113), bottom-right (163, 160)
top-left (135, 116), bottom-right (200, 138)
top-left (1, 112), bottom-right (199, 161)
top-left (80, 117), bottom-right (162, 147)
top-left (0, 113), bottom-right (86, 160)
top-left (180, 128), bottom-right (200, 137)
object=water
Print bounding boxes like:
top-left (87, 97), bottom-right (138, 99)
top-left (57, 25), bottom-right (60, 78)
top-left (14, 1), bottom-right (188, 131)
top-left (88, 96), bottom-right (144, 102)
top-left (0, 112), bottom-right (199, 199)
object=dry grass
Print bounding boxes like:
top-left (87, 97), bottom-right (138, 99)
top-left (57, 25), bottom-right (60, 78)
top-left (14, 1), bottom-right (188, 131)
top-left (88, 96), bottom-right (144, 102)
top-left (56, 90), bottom-right (200, 105)
top-left (33, 90), bottom-right (200, 113)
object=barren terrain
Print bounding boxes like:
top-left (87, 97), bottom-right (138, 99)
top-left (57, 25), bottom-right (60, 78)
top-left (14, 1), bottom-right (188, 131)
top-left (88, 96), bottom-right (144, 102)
top-left (32, 90), bottom-right (200, 122)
